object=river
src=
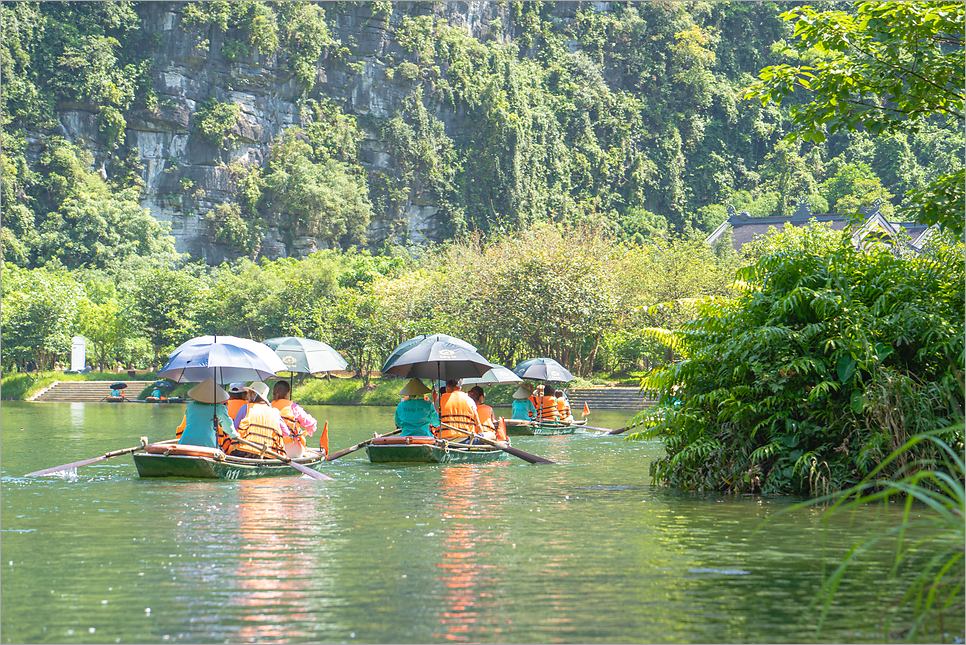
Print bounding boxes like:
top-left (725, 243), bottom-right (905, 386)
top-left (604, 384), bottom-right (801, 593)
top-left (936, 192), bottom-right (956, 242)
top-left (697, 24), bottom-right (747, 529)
top-left (0, 401), bottom-right (943, 643)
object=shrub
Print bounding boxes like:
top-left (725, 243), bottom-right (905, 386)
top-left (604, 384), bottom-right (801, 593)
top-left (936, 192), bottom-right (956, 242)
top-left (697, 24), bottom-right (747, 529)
top-left (633, 225), bottom-right (965, 495)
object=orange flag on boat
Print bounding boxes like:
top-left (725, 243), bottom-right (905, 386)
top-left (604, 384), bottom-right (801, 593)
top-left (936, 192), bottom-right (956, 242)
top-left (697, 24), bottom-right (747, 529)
top-left (496, 417), bottom-right (508, 442)
top-left (319, 420), bottom-right (329, 456)
top-left (582, 402), bottom-right (590, 418)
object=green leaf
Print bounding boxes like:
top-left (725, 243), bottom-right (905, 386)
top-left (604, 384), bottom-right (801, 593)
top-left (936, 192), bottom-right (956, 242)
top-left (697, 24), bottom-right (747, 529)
top-left (836, 356), bottom-right (856, 383)
top-left (850, 390), bottom-right (866, 414)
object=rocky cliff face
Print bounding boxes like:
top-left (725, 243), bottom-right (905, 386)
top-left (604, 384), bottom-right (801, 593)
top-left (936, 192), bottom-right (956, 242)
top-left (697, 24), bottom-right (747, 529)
top-left (43, 1), bottom-right (547, 263)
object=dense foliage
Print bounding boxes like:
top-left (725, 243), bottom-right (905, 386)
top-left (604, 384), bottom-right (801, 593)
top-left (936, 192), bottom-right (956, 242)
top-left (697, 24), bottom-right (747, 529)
top-left (635, 223), bottom-right (965, 495)
top-left (2, 2), bottom-right (962, 268)
top-left (0, 223), bottom-right (738, 379)
top-left (746, 1), bottom-right (965, 235)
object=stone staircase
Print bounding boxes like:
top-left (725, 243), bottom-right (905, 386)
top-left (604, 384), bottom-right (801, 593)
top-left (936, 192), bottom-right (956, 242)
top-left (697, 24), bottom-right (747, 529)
top-left (565, 386), bottom-right (655, 411)
top-left (28, 381), bottom-right (156, 403)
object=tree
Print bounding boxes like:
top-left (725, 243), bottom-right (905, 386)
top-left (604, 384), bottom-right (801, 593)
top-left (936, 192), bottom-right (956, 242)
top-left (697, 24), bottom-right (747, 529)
top-left (746, 2), bottom-right (965, 234)
top-left (132, 268), bottom-right (208, 366)
top-left (0, 264), bottom-right (84, 369)
top-left (77, 296), bottom-right (129, 372)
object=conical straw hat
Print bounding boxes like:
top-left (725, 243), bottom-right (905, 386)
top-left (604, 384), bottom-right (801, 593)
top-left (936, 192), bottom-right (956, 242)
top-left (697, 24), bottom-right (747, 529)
top-left (399, 378), bottom-right (431, 397)
top-left (188, 377), bottom-right (229, 404)
top-left (512, 383), bottom-right (535, 399)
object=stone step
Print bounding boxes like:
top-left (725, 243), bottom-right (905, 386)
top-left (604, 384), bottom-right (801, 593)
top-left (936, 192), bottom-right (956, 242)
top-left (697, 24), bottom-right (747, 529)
top-left (30, 381), bottom-right (157, 403)
top-left (564, 387), bottom-right (656, 411)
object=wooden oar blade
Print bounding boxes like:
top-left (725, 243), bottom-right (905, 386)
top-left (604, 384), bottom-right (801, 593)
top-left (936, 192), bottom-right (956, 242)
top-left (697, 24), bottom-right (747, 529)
top-left (497, 443), bottom-right (555, 465)
top-left (25, 455), bottom-right (109, 477)
top-left (289, 461), bottom-right (334, 481)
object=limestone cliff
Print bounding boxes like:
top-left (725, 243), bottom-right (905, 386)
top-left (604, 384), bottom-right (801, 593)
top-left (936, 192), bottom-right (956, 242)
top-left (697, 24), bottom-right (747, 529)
top-left (46, 1), bottom-right (529, 263)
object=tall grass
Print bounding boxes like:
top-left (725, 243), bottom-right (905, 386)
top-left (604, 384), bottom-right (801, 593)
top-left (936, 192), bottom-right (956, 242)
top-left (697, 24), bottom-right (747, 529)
top-left (799, 428), bottom-right (964, 641)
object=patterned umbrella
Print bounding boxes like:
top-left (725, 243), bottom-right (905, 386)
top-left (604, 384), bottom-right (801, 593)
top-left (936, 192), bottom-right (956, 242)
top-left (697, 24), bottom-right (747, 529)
top-left (263, 336), bottom-right (348, 375)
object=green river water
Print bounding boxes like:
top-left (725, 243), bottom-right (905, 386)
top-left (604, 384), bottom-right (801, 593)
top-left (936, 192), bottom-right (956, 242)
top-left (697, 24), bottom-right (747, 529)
top-left (1, 401), bottom-right (951, 644)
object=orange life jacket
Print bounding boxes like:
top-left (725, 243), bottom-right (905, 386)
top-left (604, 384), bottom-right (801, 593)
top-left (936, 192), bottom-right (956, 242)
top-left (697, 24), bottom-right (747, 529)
top-left (476, 403), bottom-right (495, 429)
top-left (537, 395), bottom-right (559, 420)
top-left (226, 398), bottom-right (247, 420)
top-left (556, 397), bottom-right (571, 418)
top-left (272, 398), bottom-right (306, 448)
top-left (438, 391), bottom-right (480, 439)
top-left (235, 403), bottom-right (285, 454)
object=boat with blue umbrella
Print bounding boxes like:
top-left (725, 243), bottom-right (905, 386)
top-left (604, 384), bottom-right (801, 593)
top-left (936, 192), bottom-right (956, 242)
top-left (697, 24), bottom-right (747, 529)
top-left (133, 335), bottom-right (331, 481)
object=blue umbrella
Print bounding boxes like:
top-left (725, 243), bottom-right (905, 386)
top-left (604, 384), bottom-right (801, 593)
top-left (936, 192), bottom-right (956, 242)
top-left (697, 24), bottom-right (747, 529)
top-left (382, 334), bottom-right (477, 373)
top-left (263, 336), bottom-right (348, 374)
top-left (159, 336), bottom-right (286, 383)
top-left (512, 358), bottom-right (575, 383)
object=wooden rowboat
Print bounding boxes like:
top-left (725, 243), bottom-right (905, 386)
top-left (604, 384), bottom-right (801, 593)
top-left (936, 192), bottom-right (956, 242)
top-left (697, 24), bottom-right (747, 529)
top-left (365, 435), bottom-right (508, 464)
top-left (504, 419), bottom-right (587, 436)
top-left (133, 443), bottom-right (326, 479)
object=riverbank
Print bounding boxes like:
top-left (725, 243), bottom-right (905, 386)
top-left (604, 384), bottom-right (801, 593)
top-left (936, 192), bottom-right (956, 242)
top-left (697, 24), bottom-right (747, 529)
top-left (1, 371), bottom-right (612, 406)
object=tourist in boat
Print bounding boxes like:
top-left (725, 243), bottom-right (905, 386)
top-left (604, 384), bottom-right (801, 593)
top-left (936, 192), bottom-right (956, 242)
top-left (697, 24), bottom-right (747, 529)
top-left (225, 382), bottom-right (248, 422)
top-left (555, 389), bottom-right (574, 422)
top-left (467, 386), bottom-right (496, 430)
top-left (231, 381), bottom-right (289, 457)
top-left (511, 384), bottom-right (537, 420)
top-left (109, 386), bottom-right (125, 399)
top-left (437, 379), bottom-right (485, 441)
top-left (536, 382), bottom-right (559, 421)
top-left (175, 378), bottom-right (240, 451)
top-left (271, 380), bottom-right (319, 450)
top-left (395, 378), bottom-right (440, 437)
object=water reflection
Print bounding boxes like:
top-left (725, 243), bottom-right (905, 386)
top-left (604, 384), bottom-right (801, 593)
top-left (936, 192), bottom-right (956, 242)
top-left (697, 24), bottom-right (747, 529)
top-left (228, 478), bottom-right (333, 643)
top-left (433, 465), bottom-right (512, 642)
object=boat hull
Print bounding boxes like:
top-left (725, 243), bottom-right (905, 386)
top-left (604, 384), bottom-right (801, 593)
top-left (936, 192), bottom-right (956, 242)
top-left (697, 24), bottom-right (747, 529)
top-left (133, 452), bottom-right (326, 479)
top-left (505, 420), bottom-right (587, 436)
top-left (366, 440), bottom-right (508, 464)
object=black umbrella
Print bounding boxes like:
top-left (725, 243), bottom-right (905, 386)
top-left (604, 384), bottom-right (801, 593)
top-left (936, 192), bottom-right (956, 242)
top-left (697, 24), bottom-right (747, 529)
top-left (152, 380), bottom-right (173, 388)
top-left (382, 334), bottom-right (477, 373)
top-left (512, 358), bottom-right (575, 383)
top-left (384, 341), bottom-right (493, 381)
top-left (110, 382), bottom-right (128, 389)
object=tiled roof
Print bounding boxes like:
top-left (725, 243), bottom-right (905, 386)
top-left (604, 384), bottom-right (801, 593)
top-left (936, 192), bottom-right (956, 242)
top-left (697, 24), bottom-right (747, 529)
top-left (705, 200), bottom-right (934, 253)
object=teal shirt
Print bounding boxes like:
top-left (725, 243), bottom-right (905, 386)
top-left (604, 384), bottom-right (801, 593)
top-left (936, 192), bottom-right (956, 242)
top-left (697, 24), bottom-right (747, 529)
top-left (395, 398), bottom-right (440, 437)
top-left (178, 401), bottom-right (238, 449)
top-left (511, 399), bottom-right (537, 420)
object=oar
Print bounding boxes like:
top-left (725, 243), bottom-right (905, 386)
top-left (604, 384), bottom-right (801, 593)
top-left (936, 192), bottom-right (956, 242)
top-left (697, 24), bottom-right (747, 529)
top-left (24, 437), bottom-right (173, 477)
top-left (235, 437), bottom-right (334, 482)
top-left (608, 419), bottom-right (644, 435)
top-left (440, 423), bottom-right (554, 465)
top-left (580, 424), bottom-right (616, 433)
top-left (326, 429), bottom-right (402, 461)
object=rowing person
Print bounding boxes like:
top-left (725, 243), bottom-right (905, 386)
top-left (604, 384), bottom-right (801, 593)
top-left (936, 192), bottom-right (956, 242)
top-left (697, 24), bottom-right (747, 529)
top-left (175, 378), bottom-right (240, 451)
top-left (395, 378), bottom-right (439, 437)
top-left (271, 380), bottom-right (318, 453)
top-left (437, 379), bottom-right (490, 442)
top-left (536, 382), bottom-right (560, 421)
top-left (511, 383), bottom-right (537, 420)
top-left (467, 386), bottom-right (495, 430)
top-left (230, 381), bottom-right (289, 458)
